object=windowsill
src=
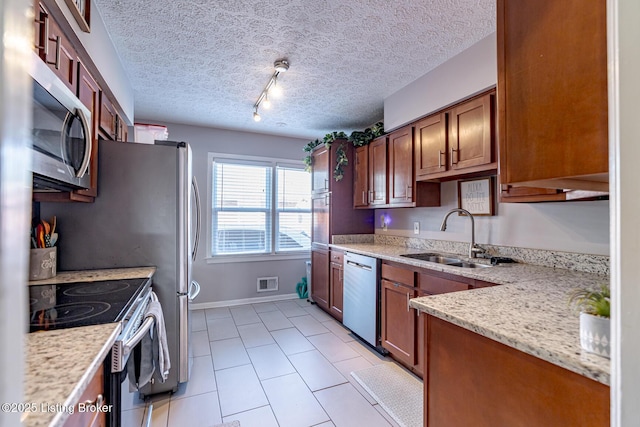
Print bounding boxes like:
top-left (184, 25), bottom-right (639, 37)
top-left (205, 251), bottom-right (311, 264)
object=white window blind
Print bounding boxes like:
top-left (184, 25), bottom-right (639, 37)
top-left (211, 157), bottom-right (310, 257)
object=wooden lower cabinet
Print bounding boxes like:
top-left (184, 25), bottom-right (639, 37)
top-left (381, 279), bottom-right (416, 367)
top-left (424, 315), bottom-right (609, 426)
top-left (311, 248), bottom-right (329, 311)
top-left (64, 365), bottom-right (106, 427)
top-left (329, 250), bottom-right (344, 322)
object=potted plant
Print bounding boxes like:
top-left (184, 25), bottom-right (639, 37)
top-left (569, 284), bottom-right (610, 358)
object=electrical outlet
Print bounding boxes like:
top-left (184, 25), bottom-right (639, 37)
top-left (380, 215), bottom-right (387, 231)
top-left (413, 221), bottom-right (420, 234)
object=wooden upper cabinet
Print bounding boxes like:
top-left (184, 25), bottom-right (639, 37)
top-left (388, 126), bottom-right (414, 206)
top-left (353, 145), bottom-right (369, 208)
top-left (449, 94), bottom-right (493, 171)
top-left (311, 145), bottom-right (330, 195)
top-left (415, 91), bottom-right (495, 182)
top-left (76, 61), bottom-right (100, 198)
top-left (497, 0), bottom-right (608, 192)
top-left (99, 92), bottom-right (117, 140)
top-left (44, 11), bottom-right (78, 94)
top-left (415, 113), bottom-right (447, 178)
top-left (368, 136), bottom-right (388, 206)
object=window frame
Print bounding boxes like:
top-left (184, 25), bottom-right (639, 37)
top-left (206, 152), bottom-right (311, 263)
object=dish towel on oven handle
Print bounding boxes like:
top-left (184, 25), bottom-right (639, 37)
top-left (127, 291), bottom-right (171, 391)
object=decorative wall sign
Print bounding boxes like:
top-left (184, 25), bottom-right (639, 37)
top-left (457, 177), bottom-right (495, 216)
top-left (64, 0), bottom-right (91, 32)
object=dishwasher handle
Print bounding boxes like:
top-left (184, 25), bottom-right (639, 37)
top-left (346, 260), bottom-right (373, 271)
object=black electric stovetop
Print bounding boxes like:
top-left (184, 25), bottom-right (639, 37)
top-left (28, 278), bottom-right (150, 332)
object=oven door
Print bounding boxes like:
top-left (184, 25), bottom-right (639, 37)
top-left (30, 52), bottom-right (92, 191)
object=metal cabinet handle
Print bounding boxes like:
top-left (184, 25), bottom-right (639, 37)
top-left (324, 194), bottom-right (330, 206)
top-left (324, 178), bottom-right (329, 190)
top-left (362, 191), bottom-right (366, 205)
top-left (438, 150), bottom-right (444, 168)
top-left (47, 35), bottom-right (61, 69)
top-left (406, 292), bottom-right (411, 312)
top-left (451, 147), bottom-right (458, 166)
top-left (406, 185), bottom-right (412, 200)
top-left (369, 190), bottom-right (375, 203)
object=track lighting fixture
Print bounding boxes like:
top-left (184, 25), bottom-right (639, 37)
top-left (253, 59), bottom-right (289, 121)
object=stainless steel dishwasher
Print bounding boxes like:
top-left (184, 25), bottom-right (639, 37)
top-left (343, 252), bottom-right (380, 349)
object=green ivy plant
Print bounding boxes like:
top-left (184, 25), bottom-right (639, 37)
top-left (303, 124), bottom-right (385, 181)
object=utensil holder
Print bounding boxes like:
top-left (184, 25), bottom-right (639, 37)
top-left (29, 247), bottom-right (57, 281)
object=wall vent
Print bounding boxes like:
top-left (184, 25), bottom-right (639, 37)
top-left (257, 277), bottom-right (278, 292)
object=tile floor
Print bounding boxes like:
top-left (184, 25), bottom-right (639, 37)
top-left (120, 298), bottom-right (406, 427)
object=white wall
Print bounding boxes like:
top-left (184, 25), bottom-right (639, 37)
top-left (384, 33), bottom-right (497, 131)
top-left (377, 182), bottom-right (609, 256)
top-left (153, 121), bottom-right (311, 304)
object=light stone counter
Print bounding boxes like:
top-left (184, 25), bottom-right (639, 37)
top-left (330, 243), bottom-right (610, 385)
top-left (28, 267), bottom-right (157, 286)
top-left (22, 323), bottom-right (121, 427)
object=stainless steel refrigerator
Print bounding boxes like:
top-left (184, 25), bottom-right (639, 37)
top-left (40, 139), bottom-right (201, 396)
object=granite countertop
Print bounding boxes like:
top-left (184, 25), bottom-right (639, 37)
top-left (330, 243), bottom-right (611, 385)
top-left (22, 323), bottom-right (121, 427)
top-left (27, 266), bottom-right (157, 286)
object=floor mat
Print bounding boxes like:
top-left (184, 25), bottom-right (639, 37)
top-left (351, 362), bottom-right (423, 427)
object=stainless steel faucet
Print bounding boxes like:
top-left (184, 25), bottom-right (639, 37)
top-left (439, 208), bottom-right (486, 258)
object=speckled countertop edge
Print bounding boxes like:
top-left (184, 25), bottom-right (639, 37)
top-left (330, 243), bottom-right (610, 385)
top-left (28, 267), bottom-right (157, 286)
top-left (23, 323), bottom-right (121, 427)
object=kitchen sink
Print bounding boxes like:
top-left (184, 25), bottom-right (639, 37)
top-left (400, 253), bottom-right (492, 268)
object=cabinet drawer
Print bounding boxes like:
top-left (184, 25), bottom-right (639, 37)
top-left (419, 273), bottom-right (469, 295)
top-left (64, 366), bottom-right (105, 427)
top-left (330, 250), bottom-right (344, 265)
top-left (381, 262), bottom-right (415, 286)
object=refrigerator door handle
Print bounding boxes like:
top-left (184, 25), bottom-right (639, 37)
top-left (191, 176), bottom-right (201, 261)
top-left (188, 280), bottom-right (201, 301)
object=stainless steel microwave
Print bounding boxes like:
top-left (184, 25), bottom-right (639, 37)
top-left (29, 51), bottom-right (92, 191)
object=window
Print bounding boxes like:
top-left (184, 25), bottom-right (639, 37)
top-left (211, 155), bottom-right (311, 257)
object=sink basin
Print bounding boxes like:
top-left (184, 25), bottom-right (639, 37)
top-left (400, 253), bottom-right (492, 268)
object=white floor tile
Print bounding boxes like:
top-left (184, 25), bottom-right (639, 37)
top-left (304, 305), bottom-right (335, 323)
top-left (295, 298), bottom-right (313, 307)
top-left (333, 356), bottom-right (377, 404)
top-left (205, 307), bottom-right (232, 320)
top-left (290, 315), bottom-right (330, 336)
top-left (288, 350), bottom-right (347, 391)
top-left (192, 330), bottom-right (212, 357)
top-left (308, 333), bottom-right (360, 363)
top-left (168, 391), bottom-right (222, 427)
top-left (315, 383), bottom-right (391, 427)
top-left (247, 343), bottom-right (296, 380)
top-left (262, 373), bottom-right (330, 427)
top-left (216, 364), bottom-right (269, 416)
top-left (210, 337), bottom-right (251, 371)
top-left (146, 394), bottom-right (170, 427)
top-left (275, 300), bottom-right (309, 317)
top-left (252, 302), bottom-right (280, 313)
top-left (191, 309), bottom-right (207, 332)
top-left (347, 339), bottom-right (390, 365)
top-left (258, 310), bottom-right (294, 331)
top-left (207, 317), bottom-right (239, 341)
top-left (237, 322), bottom-right (275, 348)
top-left (230, 305), bottom-right (262, 326)
top-left (172, 355), bottom-right (216, 400)
top-left (313, 422), bottom-right (336, 427)
top-left (270, 327), bottom-right (315, 355)
top-left (121, 408), bottom-right (145, 427)
top-left (222, 405), bottom-right (279, 427)
top-left (322, 320), bottom-right (356, 343)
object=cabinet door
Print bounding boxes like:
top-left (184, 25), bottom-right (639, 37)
top-left (45, 16), bottom-right (77, 94)
top-left (388, 126), bottom-right (414, 206)
top-left (329, 251), bottom-right (344, 322)
top-left (449, 93), bottom-right (493, 171)
top-left (368, 136), bottom-right (387, 206)
top-left (311, 145), bottom-right (330, 195)
top-left (497, 0), bottom-right (608, 190)
top-left (311, 249), bottom-right (330, 311)
top-left (63, 366), bottom-right (105, 427)
top-left (353, 145), bottom-right (369, 208)
top-left (415, 113), bottom-right (447, 178)
top-left (33, 2), bottom-right (48, 59)
top-left (99, 92), bottom-right (117, 140)
top-left (381, 279), bottom-right (416, 366)
top-left (311, 194), bottom-right (330, 246)
top-left (76, 61), bottom-right (100, 198)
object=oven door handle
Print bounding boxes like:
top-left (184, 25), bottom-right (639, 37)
top-left (122, 316), bottom-right (155, 356)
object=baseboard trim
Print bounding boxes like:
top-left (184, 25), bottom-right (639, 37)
top-left (190, 293), bottom-right (301, 309)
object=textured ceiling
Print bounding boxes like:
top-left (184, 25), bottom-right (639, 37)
top-left (95, 0), bottom-right (495, 140)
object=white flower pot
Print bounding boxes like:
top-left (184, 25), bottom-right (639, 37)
top-left (579, 312), bottom-right (610, 358)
